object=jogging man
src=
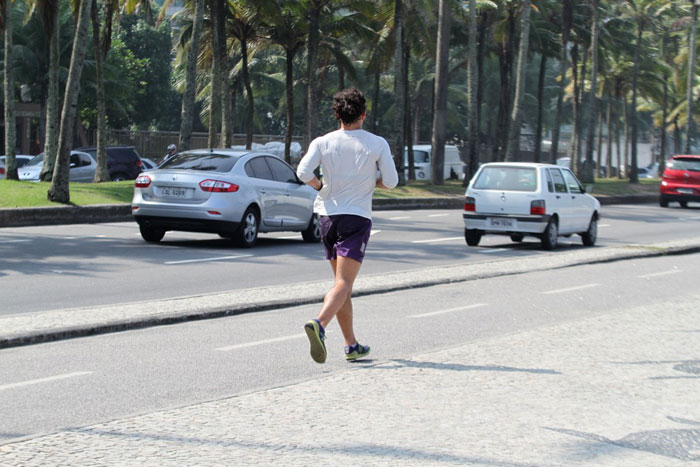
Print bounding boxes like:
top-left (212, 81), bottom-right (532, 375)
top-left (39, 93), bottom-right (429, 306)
top-left (297, 88), bottom-right (399, 364)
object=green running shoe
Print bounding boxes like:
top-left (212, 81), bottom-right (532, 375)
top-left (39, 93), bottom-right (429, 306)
top-left (345, 342), bottom-right (371, 361)
top-left (304, 319), bottom-right (327, 364)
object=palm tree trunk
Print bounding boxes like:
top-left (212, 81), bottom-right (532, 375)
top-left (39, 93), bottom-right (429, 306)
top-left (550, 0), bottom-right (572, 164)
top-left (48, 0), bottom-right (93, 203)
top-left (606, 91), bottom-right (613, 178)
top-left (430, 0), bottom-right (450, 185)
top-left (40, 2), bottom-right (60, 182)
top-left (370, 66), bottom-right (379, 133)
top-left (284, 46), bottom-right (297, 164)
top-left (219, 0), bottom-right (232, 148)
top-left (466, 0), bottom-right (479, 183)
top-left (533, 54), bottom-right (546, 163)
top-left (241, 35), bottom-right (254, 150)
top-left (596, 102), bottom-right (603, 177)
top-left (208, 0), bottom-right (222, 148)
top-left (92, 0), bottom-right (110, 182)
top-left (178, 0), bottom-right (205, 152)
top-left (684, 2), bottom-right (697, 153)
top-left (304, 2), bottom-right (322, 150)
top-left (623, 98), bottom-right (630, 178)
top-left (568, 44), bottom-right (580, 173)
top-left (616, 102), bottom-right (623, 179)
top-left (629, 22), bottom-right (642, 183)
top-left (392, 0), bottom-right (407, 183)
top-left (582, 0), bottom-right (599, 183)
top-left (505, 0), bottom-right (532, 162)
top-left (3, 0), bottom-right (18, 180)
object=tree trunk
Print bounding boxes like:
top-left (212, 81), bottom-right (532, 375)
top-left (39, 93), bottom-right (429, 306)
top-left (568, 44), bottom-right (580, 173)
top-left (660, 38), bottom-right (669, 175)
top-left (616, 101), bottom-right (623, 179)
top-left (684, 2), bottom-right (697, 153)
top-left (466, 0), bottom-right (479, 184)
top-left (623, 98), bottom-right (629, 178)
top-left (629, 22), bottom-right (643, 183)
top-left (40, 3), bottom-right (60, 182)
top-left (606, 91), bottom-right (613, 178)
top-left (596, 101), bottom-right (603, 177)
top-left (48, 0), bottom-right (93, 203)
top-left (392, 0), bottom-right (407, 184)
top-left (284, 46), bottom-right (297, 164)
top-left (582, 0), bottom-right (599, 183)
top-left (494, 9), bottom-right (515, 162)
top-left (430, 0), bottom-right (451, 185)
top-left (219, 0), bottom-right (232, 148)
top-left (304, 2), bottom-right (321, 150)
top-left (505, 0), bottom-right (532, 162)
top-left (92, 0), bottom-right (111, 183)
top-left (208, 0), bottom-right (222, 148)
top-left (370, 66), bottom-right (380, 133)
top-left (533, 54), bottom-right (546, 163)
top-left (179, 0), bottom-right (205, 151)
top-left (241, 35), bottom-right (254, 150)
top-left (550, 0), bottom-right (572, 164)
top-left (3, 0), bottom-right (18, 180)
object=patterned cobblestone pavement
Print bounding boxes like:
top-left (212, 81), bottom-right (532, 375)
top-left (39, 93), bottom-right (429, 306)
top-left (2, 294), bottom-right (699, 466)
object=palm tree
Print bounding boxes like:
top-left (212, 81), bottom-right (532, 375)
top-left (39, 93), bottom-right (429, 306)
top-left (549, 0), bottom-right (573, 163)
top-left (582, 0), bottom-right (600, 183)
top-left (2, 0), bottom-right (18, 181)
top-left (684, 0), bottom-right (698, 153)
top-left (48, 0), bottom-right (93, 203)
top-left (466, 0), bottom-right (479, 181)
top-left (207, 0), bottom-right (223, 148)
top-left (430, 0), bottom-right (451, 185)
top-left (504, 0), bottom-right (531, 162)
top-left (178, 0), bottom-right (206, 151)
top-left (303, 0), bottom-right (329, 149)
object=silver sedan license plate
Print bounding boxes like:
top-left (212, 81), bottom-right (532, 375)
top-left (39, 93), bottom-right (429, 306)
top-left (487, 217), bottom-right (516, 229)
top-left (160, 186), bottom-right (191, 198)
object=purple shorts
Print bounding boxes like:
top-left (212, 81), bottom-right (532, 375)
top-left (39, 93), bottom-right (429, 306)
top-left (319, 215), bottom-right (373, 263)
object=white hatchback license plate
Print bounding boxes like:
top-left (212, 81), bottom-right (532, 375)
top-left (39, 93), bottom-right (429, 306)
top-left (487, 217), bottom-right (517, 229)
top-left (677, 188), bottom-right (694, 194)
top-left (160, 186), bottom-right (191, 198)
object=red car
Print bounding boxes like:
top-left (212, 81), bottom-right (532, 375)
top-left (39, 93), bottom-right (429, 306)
top-left (659, 155), bottom-right (700, 207)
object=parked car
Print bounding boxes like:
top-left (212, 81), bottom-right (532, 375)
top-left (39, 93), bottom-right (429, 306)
top-left (463, 162), bottom-right (601, 250)
top-left (73, 145), bottom-right (143, 181)
top-left (0, 155), bottom-right (33, 179)
top-left (637, 162), bottom-right (659, 179)
top-left (18, 151), bottom-right (97, 182)
top-left (131, 149), bottom-right (321, 247)
top-left (659, 155), bottom-right (700, 208)
top-left (140, 158), bottom-right (159, 170)
top-left (403, 144), bottom-right (465, 181)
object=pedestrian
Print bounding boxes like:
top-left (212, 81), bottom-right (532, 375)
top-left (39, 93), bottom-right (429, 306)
top-left (164, 144), bottom-right (177, 163)
top-left (296, 88), bottom-right (399, 364)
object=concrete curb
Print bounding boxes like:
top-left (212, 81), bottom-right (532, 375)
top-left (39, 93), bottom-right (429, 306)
top-left (1, 237), bottom-right (697, 349)
top-left (0, 194), bottom-right (659, 227)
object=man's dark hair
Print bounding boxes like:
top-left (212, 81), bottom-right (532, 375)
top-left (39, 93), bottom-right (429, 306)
top-left (333, 88), bottom-right (366, 125)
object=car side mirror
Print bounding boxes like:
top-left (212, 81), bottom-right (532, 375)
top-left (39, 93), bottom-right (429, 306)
top-left (584, 185), bottom-right (593, 194)
top-left (70, 162), bottom-right (77, 168)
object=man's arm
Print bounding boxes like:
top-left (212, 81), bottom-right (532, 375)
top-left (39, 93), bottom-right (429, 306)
top-left (297, 140), bottom-right (322, 190)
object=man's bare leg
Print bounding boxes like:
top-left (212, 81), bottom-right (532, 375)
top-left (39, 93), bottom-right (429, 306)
top-left (317, 256), bottom-right (361, 347)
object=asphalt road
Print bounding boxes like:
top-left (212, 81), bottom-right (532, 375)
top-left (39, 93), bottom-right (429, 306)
top-left (1, 203), bottom-right (699, 316)
top-left (1, 250), bottom-right (698, 444)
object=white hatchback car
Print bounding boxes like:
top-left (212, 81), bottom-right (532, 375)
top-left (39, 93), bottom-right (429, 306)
top-left (463, 162), bottom-right (601, 250)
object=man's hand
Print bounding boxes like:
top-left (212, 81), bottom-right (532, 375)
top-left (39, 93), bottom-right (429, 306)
top-left (376, 179), bottom-right (389, 189)
top-left (308, 176), bottom-right (323, 191)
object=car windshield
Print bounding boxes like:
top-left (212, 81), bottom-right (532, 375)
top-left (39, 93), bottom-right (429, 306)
top-left (473, 166), bottom-right (538, 192)
top-left (668, 158), bottom-right (700, 172)
top-left (25, 153), bottom-right (44, 166)
top-left (158, 152), bottom-right (239, 172)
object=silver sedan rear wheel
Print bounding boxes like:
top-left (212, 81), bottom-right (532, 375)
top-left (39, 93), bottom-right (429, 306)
top-left (302, 213), bottom-right (322, 243)
top-left (235, 207), bottom-right (259, 248)
top-left (540, 219), bottom-right (558, 250)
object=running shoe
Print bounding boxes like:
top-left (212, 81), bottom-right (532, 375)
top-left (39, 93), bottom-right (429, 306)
top-left (345, 342), bottom-right (371, 361)
top-left (304, 319), bottom-right (327, 364)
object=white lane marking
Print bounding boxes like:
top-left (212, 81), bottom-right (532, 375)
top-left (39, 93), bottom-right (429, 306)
top-left (411, 236), bottom-right (464, 244)
top-left (638, 269), bottom-right (681, 279)
top-left (165, 254), bottom-right (253, 265)
top-left (0, 372), bottom-right (92, 391)
top-left (598, 223), bottom-right (611, 228)
top-left (215, 331), bottom-right (333, 351)
top-left (370, 230), bottom-right (382, 236)
top-left (0, 239), bottom-right (31, 243)
top-left (388, 216), bottom-right (411, 220)
top-left (428, 213), bottom-right (450, 218)
top-left (481, 248), bottom-right (508, 253)
top-left (272, 235), bottom-right (300, 239)
top-left (541, 283), bottom-right (601, 295)
top-left (411, 303), bottom-right (487, 318)
top-left (678, 216), bottom-right (700, 221)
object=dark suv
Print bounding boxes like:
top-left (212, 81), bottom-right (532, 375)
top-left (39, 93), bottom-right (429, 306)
top-left (74, 145), bottom-right (143, 181)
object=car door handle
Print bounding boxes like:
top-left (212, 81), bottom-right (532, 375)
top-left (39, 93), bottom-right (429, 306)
top-left (259, 190), bottom-right (267, 194)
top-left (556, 195), bottom-right (561, 199)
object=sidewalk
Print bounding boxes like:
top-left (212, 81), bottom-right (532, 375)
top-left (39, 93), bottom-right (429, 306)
top-left (2, 290), bottom-right (698, 465)
top-left (2, 237), bottom-right (699, 349)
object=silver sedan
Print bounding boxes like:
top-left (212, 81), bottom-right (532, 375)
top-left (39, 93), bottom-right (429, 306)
top-left (131, 149), bottom-right (321, 247)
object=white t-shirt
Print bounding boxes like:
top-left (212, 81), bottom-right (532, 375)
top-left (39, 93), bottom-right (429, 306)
top-left (297, 129), bottom-right (399, 219)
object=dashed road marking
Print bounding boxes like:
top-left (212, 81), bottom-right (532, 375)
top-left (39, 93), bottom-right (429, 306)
top-left (215, 331), bottom-right (333, 351)
top-left (388, 216), bottom-right (411, 220)
top-left (541, 283), bottom-right (600, 295)
top-left (165, 254), bottom-right (253, 265)
top-left (411, 303), bottom-right (488, 318)
top-left (0, 372), bottom-right (92, 391)
top-left (599, 224), bottom-right (611, 227)
top-left (638, 269), bottom-right (681, 279)
top-left (0, 239), bottom-right (31, 243)
top-left (411, 236), bottom-right (463, 244)
top-left (370, 230), bottom-right (382, 236)
top-left (427, 213), bottom-right (450, 218)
